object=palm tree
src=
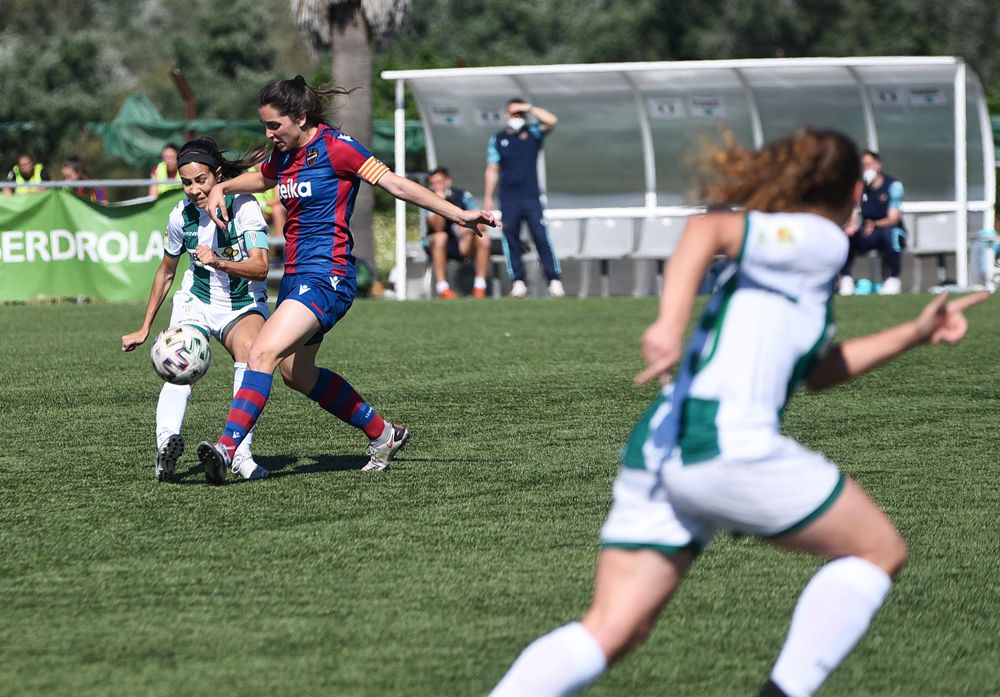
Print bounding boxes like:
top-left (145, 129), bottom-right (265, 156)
top-left (290, 0), bottom-right (412, 269)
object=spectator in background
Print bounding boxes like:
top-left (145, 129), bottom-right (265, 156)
top-left (148, 143), bottom-right (182, 198)
top-left (484, 98), bottom-right (565, 298)
top-left (838, 150), bottom-right (906, 296)
top-left (425, 167), bottom-right (491, 298)
top-left (60, 156), bottom-right (108, 204)
top-left (4, 152), bottom-right (49, 195)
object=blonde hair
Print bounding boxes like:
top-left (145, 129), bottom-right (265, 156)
top-left (698, 128), bottom-right (860, 214)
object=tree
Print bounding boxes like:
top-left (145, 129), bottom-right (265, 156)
top-left (290, 0), bottom-right (412, 267)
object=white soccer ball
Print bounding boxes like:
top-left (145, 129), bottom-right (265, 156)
top-left (150, 324), bottom-right (212, 385)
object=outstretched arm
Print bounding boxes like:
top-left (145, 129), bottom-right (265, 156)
top-left (122, 256), bottom-right (180, 351)
top-left (377, 171), bottom-right (497, 235)
top-left (204, 172), bottom-right (276, 227)
top-left (806, 291), bottom-right (989, 391)
top-left (635, 212), bottom-right (745, 386)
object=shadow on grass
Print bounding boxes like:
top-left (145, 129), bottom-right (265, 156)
top-left (171, 452), bottom-right (369, 484)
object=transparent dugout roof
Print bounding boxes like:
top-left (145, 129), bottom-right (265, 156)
top-left (384, 57), bottom-right (994, 209)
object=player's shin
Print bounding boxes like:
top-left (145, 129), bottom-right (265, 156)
top-left (156, 382), bottom-right (191, 446)
top-left (765, 556), bottom-right (892, 697)
top-left (218, 369), bottom-right (273, 456)
top-left (489, 622), bottom-right (607, 697)
top-left (308, 367), bottom-right (386, 440)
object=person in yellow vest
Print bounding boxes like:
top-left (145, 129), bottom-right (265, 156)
top-left (148, 143), bottom-right (183, 197)
top-left (4, 152), bottom-right (49, 195)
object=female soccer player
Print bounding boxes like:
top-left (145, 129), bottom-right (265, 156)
top-left (196, 76), bottom-right (496, 483)
top-left (489, 128), bottom-right (987, 696)
top-left (122, 137), bottom-right (271, 483)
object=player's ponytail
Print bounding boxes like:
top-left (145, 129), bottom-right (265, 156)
top-left (697, 128), bottom-right (860, 215)
top-left (176, 137), bottom-right (264, 182)
top-left (258, 76), bottom-right (355, 127)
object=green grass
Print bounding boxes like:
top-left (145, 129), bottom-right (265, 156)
top-left (1, 295), bottom-right (998, 696)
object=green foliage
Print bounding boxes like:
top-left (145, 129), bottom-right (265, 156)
top-left (2, 0), bottom-right (1000, 174)
top-left (1, 296), bottom-right (999, 694)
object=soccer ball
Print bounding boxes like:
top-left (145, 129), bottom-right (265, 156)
top-left (150, 324), bottom-right (211, 385)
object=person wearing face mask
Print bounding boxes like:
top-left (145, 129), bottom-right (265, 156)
top-left (484, 98), bottom-right (565, 298)
top-left (837, 150), bottom-right (906, 296)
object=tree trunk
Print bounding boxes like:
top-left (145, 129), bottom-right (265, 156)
top-left (330, 1), bottom-right (375, 268)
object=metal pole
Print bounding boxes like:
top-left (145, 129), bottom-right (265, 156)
top-left (954, 61), bottom-right (968, 286)
top-left (394, 79), bottom-right (408, 301)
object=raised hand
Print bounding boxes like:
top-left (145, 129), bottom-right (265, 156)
top-left (915, 291), bottom-right (989, 345)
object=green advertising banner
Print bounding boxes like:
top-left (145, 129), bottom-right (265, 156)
top-left (0, 189), bottom-right (188, 302)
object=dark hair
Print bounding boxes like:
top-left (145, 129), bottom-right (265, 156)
top-left (507, 97), bottom-right (526, 106)
top-left (861, 149), bottom-right (881, 161)
top-left (258, 75), bottom-right (354, 128)
top-left (698, 128), bottom-right (861, 214)
top-left (62, 156), bottom-right (86, 176)
top-left (427, 167), bottom-right (450, 178)
top-left (177, 137), bottom-right (264, 182)
top-left (163, 143), bottom-right (180, 153)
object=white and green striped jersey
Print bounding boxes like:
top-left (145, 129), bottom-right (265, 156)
top-left (164, 194), bottom-right (269, 311)
top-left (624, 211), bottom-right (848, 471)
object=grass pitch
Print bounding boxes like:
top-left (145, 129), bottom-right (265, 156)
top-left (1, 295), bottom-right (998, 696)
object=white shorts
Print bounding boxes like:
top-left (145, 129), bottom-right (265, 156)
top-left (600, 436), bottom-right (844, 555)
top-left (168, 289), bottom-right (270, 344)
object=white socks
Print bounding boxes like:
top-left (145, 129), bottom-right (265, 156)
top-left (474, 276), bottom-right (487, 289)
top-left (156, 382), bottom-right (191, 447)
top-left (489, 622), bottom-right (607, 697)
top-left (233, 362), bottom-right (254, 456)
top-left (770, 556), bottom-right (892, 697)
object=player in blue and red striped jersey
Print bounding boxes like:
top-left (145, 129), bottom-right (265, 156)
top-left (194, 76), bottom-right (496, 484)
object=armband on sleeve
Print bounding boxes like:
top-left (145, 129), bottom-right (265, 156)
top-left (357, 156), bottom-right (390, 185)
top-left (244, 229), bottom-right (269, 249)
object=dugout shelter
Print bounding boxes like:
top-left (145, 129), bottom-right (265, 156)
top-left (382, 56), bottom-right (995, 299)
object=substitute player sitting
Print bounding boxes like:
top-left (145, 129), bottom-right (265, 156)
top-left (122, 137), bottom-right (271, 482)
top-left (489, 128), bottom-right (987, 697)
top-left (425, 167), bottom-right (491, 298)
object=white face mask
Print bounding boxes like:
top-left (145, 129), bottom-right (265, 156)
top-left (506, 117), bottom-right (526, 132)
top-left (862, 168), bottom-right (878, 185)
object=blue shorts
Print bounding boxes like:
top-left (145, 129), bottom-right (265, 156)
top-left (277, 271), bottom-right (355, 346)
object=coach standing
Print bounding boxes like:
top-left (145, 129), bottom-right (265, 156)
top-left (484, 99), bottom-right (565, 298)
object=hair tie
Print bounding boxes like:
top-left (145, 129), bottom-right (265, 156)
top-left (177, 151), bottom-right (220, 170)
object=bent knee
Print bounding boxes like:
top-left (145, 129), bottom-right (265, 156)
top-left (247, 346), bottom-right (281, 374)
top-left (582, 612), bottom-right (653, 664)
top-left (861, 530), bottom-right (908, 579)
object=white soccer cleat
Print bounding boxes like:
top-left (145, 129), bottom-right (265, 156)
top-left (510, 280), bottom-right (528, 298)
top-left (197, 441), bottom-right (232, 486)
top-left (837, 275), bottom-right (855, 296)
top-left (362, 423), bottom-right (410, 472)
top-left (232, 452), bottom-right (269, 481)
top-left (548, 279), bottom-right (566, 298)
top-left (155, 433), bottom-right (185, 482)
top-left (880, 276), bottom-right (902, 295)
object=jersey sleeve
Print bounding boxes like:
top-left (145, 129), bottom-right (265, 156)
top-left (486, 135), bottom-right (500, 164)
top-left (461, 190), bottom-right (476, 210)
top-left (164, 205), bottom-right (186, 257)
top-left (259, 150), bottom-right (279, 180)
top-left (232, 194), bottom-right (269, 250)
top-left (888, 180), bottom-right (904, 210)
top-left (326, 132), bottom-right (389, 186)
top-left (527, 124), bottom-right (545, 140)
